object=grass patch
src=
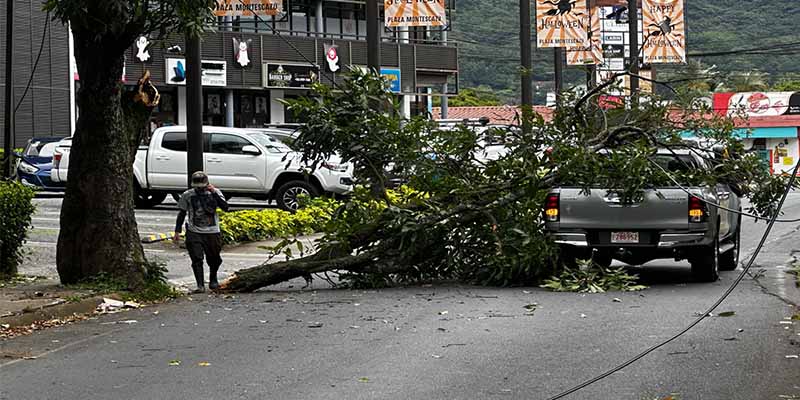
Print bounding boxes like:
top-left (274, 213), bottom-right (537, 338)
top-left (0, 274), bottom-right (49, 288)
top-left (66, 263), bottom-right (181, 304)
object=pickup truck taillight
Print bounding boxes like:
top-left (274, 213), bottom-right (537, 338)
top-left (545, 193), bottom-right (559, 222)
top-left (53, 153), bottom-right (61, 162)
top-left (688, 195), bottom-right (706, 223)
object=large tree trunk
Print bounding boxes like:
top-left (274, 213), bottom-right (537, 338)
top-left (56, 36), bottom-right (154, 289)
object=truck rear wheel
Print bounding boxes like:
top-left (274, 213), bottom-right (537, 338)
top-left (690, 235), bottom-right (720, 282)
top-left (275, 180), bottom-right (319, 211)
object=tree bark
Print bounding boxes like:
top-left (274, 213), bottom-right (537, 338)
top-left (56, 36), bottom-right (155, 289)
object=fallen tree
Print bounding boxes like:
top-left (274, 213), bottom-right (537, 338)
top-left (221, 71), bottom-right (796, 292)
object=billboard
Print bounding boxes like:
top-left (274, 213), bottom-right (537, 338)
top-left (384, 0), bottom-right (447, 27)
top-left (165, 59), bottom-right (227, 87)
top-left (536, 0), bottom-right (589, 48)
top-left (214, 0), bottom-right (283, 17)
top-left (567, 8), bottom-right (603, 66)
top-left (641, 0), bottom-right (686, 63)
top-left (714, 92), bottom-right (800, 117)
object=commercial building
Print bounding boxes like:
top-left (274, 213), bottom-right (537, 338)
top-left (713, 92), bottom-right (800, 175)
top-left (0, 0), bottom-right (73, 147)
top-left (123, 0), bottom-right (458, 130)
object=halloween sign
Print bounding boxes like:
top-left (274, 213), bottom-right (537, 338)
top-left (384, 0), bottom-right (447, 27)
top-left (567, 7), bottom-right (603, 65)
top-left (536, 0), bottom-right (589, 48)
top-left (641, 0), bottom-right (685, 63)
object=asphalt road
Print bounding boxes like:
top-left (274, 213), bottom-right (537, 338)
top-left (3, 193), bottom-right (800, 399)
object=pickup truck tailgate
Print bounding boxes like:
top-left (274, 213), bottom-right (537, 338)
top-left (555, 188), bottom-right (690, 231)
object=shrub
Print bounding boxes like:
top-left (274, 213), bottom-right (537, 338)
top-left (0, 181), bottom-right (36, 278)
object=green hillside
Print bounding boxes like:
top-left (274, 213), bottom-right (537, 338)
top-left (451, 0), bottom-right (800, 102)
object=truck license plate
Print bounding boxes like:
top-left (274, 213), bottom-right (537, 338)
top-left (611, 232), bottom-right (639, 243)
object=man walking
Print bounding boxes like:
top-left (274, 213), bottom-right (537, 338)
top-left (174, 171), bottom-right (229, 293)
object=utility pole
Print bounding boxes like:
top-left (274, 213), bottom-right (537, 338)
top-left (366, 0), bottom-right (380, 73)
top-left (185, 35), bottom-right (204, 186)
top-left (3, 0), bottom-right (15, 178)
top-left (519, 0), bottom-right (532, 108)
top-left (554, 47), bottom-right (563, 103)
top-left (627, 0), bottom-right (639, 103)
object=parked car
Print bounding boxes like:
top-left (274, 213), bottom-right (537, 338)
top-left (50, 137), bottom-right (72, 183)
top-left (51, 126), bottom-right (354, 211)
top-left (16, 136), bottom-right (68, 191)
top-left (544, 149), bottom-right (742, 282)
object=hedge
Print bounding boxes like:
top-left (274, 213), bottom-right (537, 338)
top-left (218, 197), bottom-right (338, 244)
top-left (0, 181), bottom-right (36, 277)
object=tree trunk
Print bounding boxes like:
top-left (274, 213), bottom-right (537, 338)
top-left (56, 37), bottom-right (154, 289)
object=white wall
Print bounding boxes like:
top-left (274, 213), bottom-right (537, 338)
top-left (768, 137), bottom-right (800, 175)
top-left (177, 87), bottom-right (187, 125)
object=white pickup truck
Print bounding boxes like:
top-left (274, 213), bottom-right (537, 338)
top-left (52, 126), bottom-right (354, 211)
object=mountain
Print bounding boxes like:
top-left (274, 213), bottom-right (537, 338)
top-left (451, 0), bottom-right (800, 103)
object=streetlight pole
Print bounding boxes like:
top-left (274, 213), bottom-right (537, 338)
top-left (520, 0), bottom-right (533, 108)
top-left (366, 0), bottom-right (380, 72)
top-left (185, 35), bottom-right (204, 186)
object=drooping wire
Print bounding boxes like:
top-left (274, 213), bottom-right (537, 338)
top-left (15, 11), bottom-right (50, 112)
top-left (545, 157), bottom-right (800, 400)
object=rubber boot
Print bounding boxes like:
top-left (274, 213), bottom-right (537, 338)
top-left (208, 264), bottom-right (220, 290)
top-left (191, 262), bottom-right (205, 293)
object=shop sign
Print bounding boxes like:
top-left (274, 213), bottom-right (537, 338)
top-left (536, 0), bottom-right (589, 48)
top-left (214, 0), bottom-right (283, 17)
top-left (263, 63), bottom-right (319, 88)
top-left (385, 0), bottom-right (447, 27)
top-left (715, 92), bottom-right (800, 117)
top-left (641, 0), bottom-right (686, 64)
top-left (165, 59), bottom-right (227, 87)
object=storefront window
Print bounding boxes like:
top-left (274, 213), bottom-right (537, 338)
top-left (204, 91), bottom-right (226, 126)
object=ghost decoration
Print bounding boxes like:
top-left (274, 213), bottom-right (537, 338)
top-left (135, 36), bottom-right (150, 62)
top-left (233, 38), bottom-right (253, 68)
top-left (324, 44), bottom-right (339, 73)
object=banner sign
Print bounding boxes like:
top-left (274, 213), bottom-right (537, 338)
top-left (714, 92), bottom-right (800, 117)
top-left (536, 0), bottom-right (589, 48)
top-left (215, 0), bottom-right (283, 17)
top-left (166, 59), bottom-right (227, 87)
top-left (384, 0), bottom-right (447, 27)
top-left (641, 0), bottom-right (686, 63)
top-left (596, 5), bottom-right (642, 73)
top-left (263, 63), bottom-right (319, 89)
top-left (567, 8), bottom-right (603, 65)
top-left (380, 68), bottom-right (402, 93)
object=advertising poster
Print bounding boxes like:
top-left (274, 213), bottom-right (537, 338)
top-left (215, 0), bottom-right (283, 17)
top-left (263, 63), bottom-right (319, 89)
top-left (567, 8), bottom-right (603, 65)
top-left (641, 0), bottom-right (686, 63)
top-left (536, 0), bottom-right (589, 48)
top-left (384, 0), bottom-right (447, 27)
top-left (718, 92), bottom-right (800, 117)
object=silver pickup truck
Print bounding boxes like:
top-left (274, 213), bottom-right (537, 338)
top-left (544, 150), bottom-right (741, 282)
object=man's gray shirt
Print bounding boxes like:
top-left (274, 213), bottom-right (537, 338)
top-left (177, 188), bottom-right (227, 234)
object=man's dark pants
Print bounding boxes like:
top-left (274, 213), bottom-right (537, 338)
top-left (185, 231), bottom-right (223, 287)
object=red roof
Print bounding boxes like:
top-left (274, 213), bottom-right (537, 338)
top-left (431, 106), bottom-right (553, 125)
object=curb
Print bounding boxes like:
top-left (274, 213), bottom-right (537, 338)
top-left (0, 296), bottom-right (104, 329)
top-left (141, 232), bottom-right (184, 244)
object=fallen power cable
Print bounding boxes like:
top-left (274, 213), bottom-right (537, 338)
top-left (546, 159), bottom-right (800, 400)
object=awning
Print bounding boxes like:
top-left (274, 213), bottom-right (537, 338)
top-left (735, 127), bottom-right (799, 139)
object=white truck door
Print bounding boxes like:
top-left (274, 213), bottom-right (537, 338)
top-left (148, 130), bottom-right (188, 189)
top-left (206, 132), bottom-right (266, 191)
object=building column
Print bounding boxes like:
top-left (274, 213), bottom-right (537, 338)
top-left (315, 0), bottom-right (324, 37)
top-left (398, 27), bottom-right (411, 119)
top-left (440, 29), bottom-right (448, 119)
top-left (225, 90), bottom-right (235, 127)
top-left (177, 86), bottom-right (187, 125)
top-left (270, 90), bottom-right (285, 124)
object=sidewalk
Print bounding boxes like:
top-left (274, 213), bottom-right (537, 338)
top-left (0, 279), bottom-right (103, 336)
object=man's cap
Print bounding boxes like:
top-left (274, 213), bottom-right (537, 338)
top-left (191, 171), bottom-right (209, 188)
